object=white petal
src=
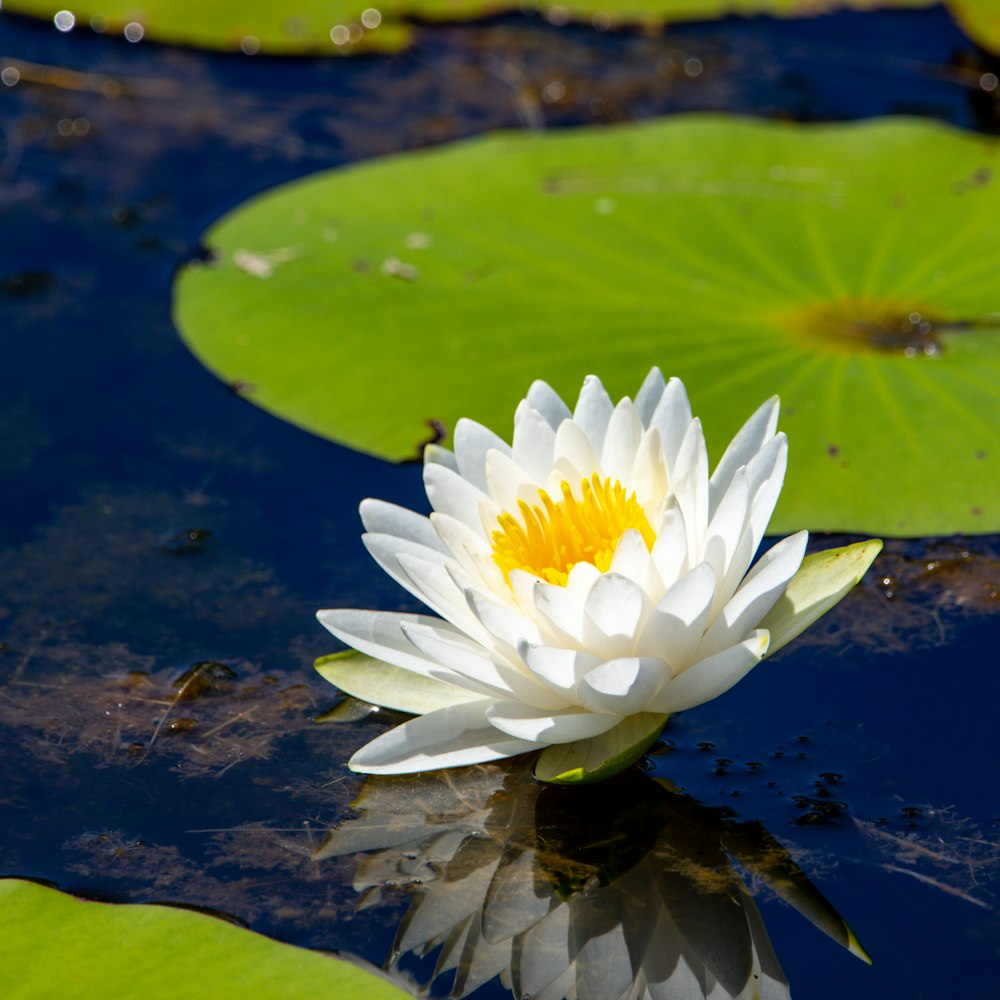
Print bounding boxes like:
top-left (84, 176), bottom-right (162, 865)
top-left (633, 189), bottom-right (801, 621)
top-left (508, 567), bottom-right (542, 614)
top-left (399, 620), bottom-right (560, 708)
top-left (565, 558), bottom-right (603, 594)
top-left (526, 379), bottom-right (573, 429)
top-left (404, 619), bottom-right (568, 710)
top-left (424, 462), bottom-right (490, 531)
top-left (744, 434), bottom-right (788, 552)
top-left (713, 436), bottom-right (787, 606)
top-left (359, 499), bottom-right (445, 552)
top-left (709, 396), bottom-right (779, 516)
top-left (453, 418), bottom-right (511, 493)
top-left (348, 699), bottom-right (540, 774)
top-left (648, 631), bottom-right (769, 713)
top-left (394, 552), bottom-right (492, 641)
top-left (636, 561), bottom-right (716, 668)
top-left (430, 512), bottom-right (509, 602)
top-left (573, 375), bottom-right (614, 455)
top-left (512, 400), bottom-right (558, 482)
top-left (713, 515), bottom-right (759, 616)
top-left (430, 510), bottom-right (491, 561)
top-left (671, 418), bottom-right (709, 554)
top-left (484, 449), bottom-right (536, 514)
top-left (649, 500), bottom-right (690, 589)
top-left (584, 572), bottom-right (646, 641)
top-left (465, 587), bottom-right (543, 649)
top-left (609, 529), bottom-right (656, 591)
top-left (577, 656), bottom-right (671, 714)
top-left (634, 367), bottom-right (665, 425)
top-left (362, 532), bottom-right (451, 608)
top-left (630, 427), bottom-right (669, 513)
top-left (519, 642), bottom-right (602, 696)
top-left (485, 702), bottom-right (619, 743)
top-left (551, 418), bottom-right (600, 485)
top-left (698, 531), bottom-right (808, 659)
top-left (600, 398), bottom-right (643, 485)
top-left (702, 467), bottom-right (751, 613)
top-left (423, 443), bottom-right (458, 472)
top-left (648, 376), bottom-right (693, 470)
top-left (318, 609), bottom-right (494, 693)
top-left (532, 579), bottom-right (587, 644)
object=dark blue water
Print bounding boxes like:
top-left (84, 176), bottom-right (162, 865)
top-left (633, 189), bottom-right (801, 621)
top-left (1, 5), bottom-right (998, 997)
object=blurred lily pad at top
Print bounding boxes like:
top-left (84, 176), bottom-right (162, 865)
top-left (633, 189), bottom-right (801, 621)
top-left (5, 0), bottom-right (999, 55)
top-left (174, 116), bottom-right (1000, 537)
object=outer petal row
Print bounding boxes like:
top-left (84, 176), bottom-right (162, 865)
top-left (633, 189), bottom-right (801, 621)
top-left (349, 699), bottom-right (543, 774)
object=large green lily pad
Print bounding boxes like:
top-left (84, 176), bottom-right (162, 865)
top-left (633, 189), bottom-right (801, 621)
top-left (4, 1), bottom-right (997, 55)
top-left (0, 879), bottom-right (412, 999)
top-left (174, 116), bottom-right (1000, 536)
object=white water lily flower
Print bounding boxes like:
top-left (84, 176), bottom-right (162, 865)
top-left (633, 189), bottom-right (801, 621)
top-left (318, 370), bottom-right (880, 780)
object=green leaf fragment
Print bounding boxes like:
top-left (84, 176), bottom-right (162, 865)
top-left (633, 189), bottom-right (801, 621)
top-left (761, 538), bottom-right (883, 656)
top-left (316, 650), bottom-right (481, 714)
top-left (533, 711), bottom-right (669, 784)
top-left (5, 2), bottom-right (999, 57)
top-left (0, 878), bottom-right (414, 1000)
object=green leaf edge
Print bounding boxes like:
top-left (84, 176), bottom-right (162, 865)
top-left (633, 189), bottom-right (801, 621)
top-left (0, 878), bottom-right (413, 999)
top-left (533, 711), bottom-right (670, 784)
top-left (761, 538), bottom-right (883, 657)
top-left (315, 649), bottom-right (479, 714)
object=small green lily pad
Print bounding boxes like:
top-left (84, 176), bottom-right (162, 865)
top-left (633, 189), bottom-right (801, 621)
top-left (0, 878), bottom-right (412, 1000)
top-left (175, 116), bottom-right (1000, 536)
top-left (533, 711), bottom-right (669, 783)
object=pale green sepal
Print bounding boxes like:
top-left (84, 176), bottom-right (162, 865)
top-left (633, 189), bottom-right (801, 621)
top-left (533, 712), bottom-right (669, 785)
top-left (314, 697), bottom-right (380, 724)
top-left (761, 539), bottom-right (883, 657)
top-left (315, 650), bottom-right (481, 715)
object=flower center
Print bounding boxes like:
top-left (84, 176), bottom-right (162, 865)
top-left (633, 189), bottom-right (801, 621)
top-left (491, 473), bottom-right (655, 587)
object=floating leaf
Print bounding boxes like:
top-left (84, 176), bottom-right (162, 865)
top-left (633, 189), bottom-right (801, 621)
top-left (175, 116), bottom-right (1000, 536)
top-left (0, 879), bottom-right (413, 1000)
top-left (533, 711), bottom-right (668, 783)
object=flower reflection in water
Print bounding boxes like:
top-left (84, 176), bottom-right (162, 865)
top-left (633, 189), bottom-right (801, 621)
top-left (317, 761), bottom-right (869, 1000)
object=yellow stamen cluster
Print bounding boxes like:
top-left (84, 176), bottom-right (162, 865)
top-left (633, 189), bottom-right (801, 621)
top-left (491, 474), bottom-right (656, 587)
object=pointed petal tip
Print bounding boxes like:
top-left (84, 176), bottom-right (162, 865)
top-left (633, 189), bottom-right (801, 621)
top-left (847, 926), bottom-right (874, 965)
top-left (422, 443), bottom-right (454, 467)
top-left (346, 753), bottom-right (418, 777)
top-left (317, 607), bottom-right (341, 627)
